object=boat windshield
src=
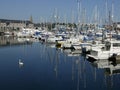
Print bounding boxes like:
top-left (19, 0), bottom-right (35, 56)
top-left (113, 43), bottom-right (120, 47)
top-left (105, 42), bottom-right (111, 50)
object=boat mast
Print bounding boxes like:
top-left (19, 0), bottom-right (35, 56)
top-left (111, 0), bottom-right (114, 31)
top-left (109, 0), bottom-right (114, 40)
top-left (54, 8), bottom-right (58, 30)
top-left (71, 10), bottom-right (74, 30)
top-left (94, 5), bottom-right (98, 31)
top-left (105, 0), bottom-right (108, 24)
top-left (77, 0), bottom-right (81, 35)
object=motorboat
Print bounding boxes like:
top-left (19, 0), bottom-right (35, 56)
top-left (87, 40), bottom-right (120, 60)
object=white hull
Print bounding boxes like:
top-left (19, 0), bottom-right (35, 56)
top-left (87, 40), bottom-right (120, 60)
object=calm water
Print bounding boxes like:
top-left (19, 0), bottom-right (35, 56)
top-left (0, 37), bottom-right (120, 90)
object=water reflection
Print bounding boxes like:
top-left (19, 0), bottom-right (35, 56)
top-left (62, 49), bottom-right (81, 56)
top-left (0, 40), bottom-right (120, 90)
top-left (70, 54), bottom-right (88, 90)
top-left (0, 36), bottom-right (33, 47)
top-left (42, 44), bottom-right (88, 90)
top-left (89, 59), bottom-right (120, 76)
top-left (87, 58), bottom-right (120, 89)
top-left (18, 59), bottom-right (24, 68)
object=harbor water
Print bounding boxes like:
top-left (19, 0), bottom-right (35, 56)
top-left (0, 36), bottom-right (120, 90)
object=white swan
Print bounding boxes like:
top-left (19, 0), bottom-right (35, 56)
top-left (19, 59), bottom-right (24, 66)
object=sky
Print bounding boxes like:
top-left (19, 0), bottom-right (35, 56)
top-left (0, 0), bottom-right (120, 23)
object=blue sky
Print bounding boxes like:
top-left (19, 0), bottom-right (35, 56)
top-left (0, 0), bottom-right (120, 23)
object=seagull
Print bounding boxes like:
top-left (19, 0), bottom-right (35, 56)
top-left (19, 59), bottom-right (24, 66)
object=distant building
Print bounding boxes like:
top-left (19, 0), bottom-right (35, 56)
top-left (0, 19), bottom-right (34, 31)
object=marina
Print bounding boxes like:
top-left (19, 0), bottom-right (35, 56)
top-left (0, 0), bottom-right (120, 90)
top-left (0, 36), bottom-right (120, 90)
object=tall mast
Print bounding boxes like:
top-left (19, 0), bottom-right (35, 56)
top-left (82, 8), bottom-right (86, 26)
top-left (94, 5), bottom-right (98, 30)
top-left (64, 14), bottom-right (67, 29)
top-left (111, 0), bottom-right (114, 23)
top-left (77, 0), bottom-right (80, 24)
top-left (77, 0), bottom-right (81, 34)
top-left (71, 10), bottom-right (74, 30)
top-left (105, 0), bottom-right (108, 24)
top-left (54, 8), bottom-right (58, 29)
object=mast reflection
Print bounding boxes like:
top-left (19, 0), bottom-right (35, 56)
top-left (87, 58), bottom-right (120, 88)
